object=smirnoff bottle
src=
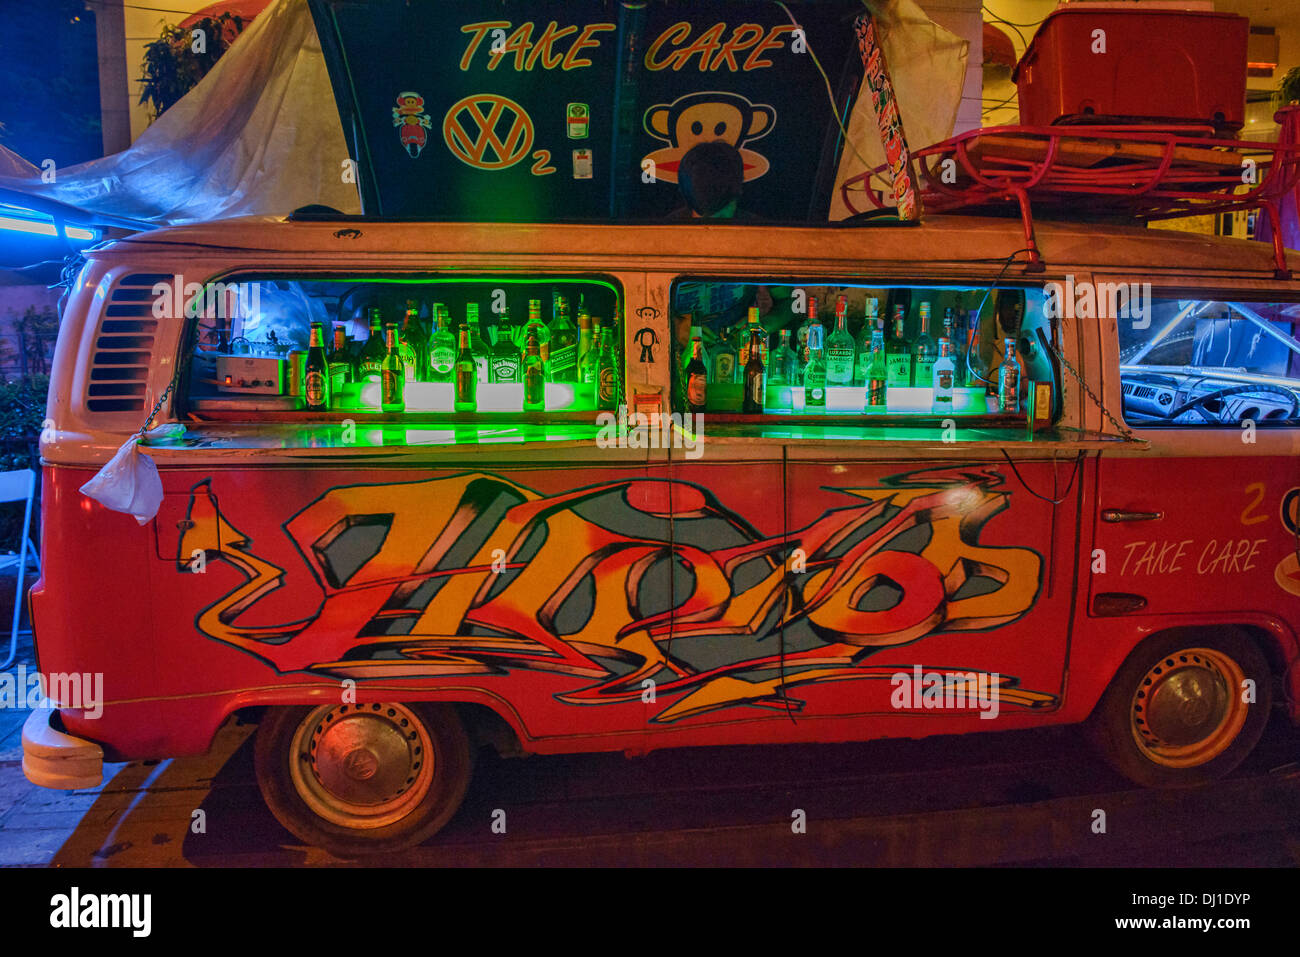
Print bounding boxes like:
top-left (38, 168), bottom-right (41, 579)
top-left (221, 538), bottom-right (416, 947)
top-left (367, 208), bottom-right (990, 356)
top-left (465, 303), bottom-right (490, 384)
top-left (327, 324), bottom-right (353, 397)
top-left (826, 295), bottom-right (855, 386)
top-left (863, 319), bottom-right (887, 412)
top-left (454, 327), bottom-right (477, 412)
top-left (914, 302), bottom-right (937, 388)
top-left (885, 305), bottom-right (911, 387)
top-left (712, 326), bottom-right (738, 384)
top-left (742, 327), bottom-right (766, 413)
top-left (359, 307), bottom-right (387, 381)
top-left (428, 307), bottom-right (455, 383)
top-left (548, 295), bottom-right (578, 382)
top-left (596, 326), bottom-right (618, 411)
top-left (686, 336), bottom-right (708, 413)
top-left (769, 329), bottom-right (796, 385)
top-left (304, 322), bottom-right (330, 412)
top-left (381, 324), bottom-right (404, 412)
top-left (523, 329), bottom-right (545, 411)
top-left (854, 298), bottom-right (881, 385)
top-left (998, 337), bottom-right (1022, 413)
top-left (932, 336), bottom-right (956, 414)
top-left (490, 309), bottom-right (522, 383)
top-left (803, 323), bottom-right (827, 410)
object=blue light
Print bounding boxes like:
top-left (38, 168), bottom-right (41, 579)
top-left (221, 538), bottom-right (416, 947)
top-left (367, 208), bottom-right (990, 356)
top-left (0, 207), bottom-right (99, 243)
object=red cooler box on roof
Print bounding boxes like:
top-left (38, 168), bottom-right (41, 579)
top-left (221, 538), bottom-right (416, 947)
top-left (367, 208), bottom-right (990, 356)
top-left (1013, 5), bottom-right (1248, 131)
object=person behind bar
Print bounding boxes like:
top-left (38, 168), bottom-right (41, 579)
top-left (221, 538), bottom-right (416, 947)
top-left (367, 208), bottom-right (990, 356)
top-left (667, 140), bottom-right (754, 220)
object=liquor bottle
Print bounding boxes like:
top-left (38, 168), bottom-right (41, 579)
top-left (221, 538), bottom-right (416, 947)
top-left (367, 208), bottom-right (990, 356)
top-left (466, 303), bottom-right (490, 384)
top-left (885, 305), bottom-right (911, 388)
top-left (803, 323), bottom-right (827, 410)
top-left (998, 337), bottom-right (1022, 413)
top-left (428, 307), bottom-right (456, 383)
top-left (826, 294), bottom-right (855, 386)
top-left (454, 327), bottom-right (477, 412)
top-left (526, 299), bottom-right (550, 367)
top-left (854, 297), bottom-right (881, 385)
top-left (304, 322), bottom-right (330, 412)
top-left (577, 302), bottom-right (595, 382)
top-left (381, 324), bottom-right (404, 412)
top-left (737, 306), bottom-right (768, 368)
top-left (359, 307), bottom-right (387, 381)
top-left (967, 317), bottom-right (992, 394)
top-left (397, 304), bottom-right (420, 382)
top-left (523, 329), bottom-right (545, 411)
top-left (914, 302), bottom-right (937, 389)
top-left (943, 305), bottom-right (964, 388)
top-left (548, 295), bottom-right (578, 382)
top-left (490, 309), bottom-right (522, 383)
top-left (597, 326), bottom-right (618, 411)
top-left (327, 324), bottom-right (353, 398)
top-left (742, 327), bottom-right (766, 413)
top-left (769, 329), bottom-right (795, 385)
top-left (712, 326), bottom-right (738, 384)
top-left (685, 337), bottom-right (708, 413)
top-left (932, 336), bottom-right (956, 414)
top-left (864, 319), bottom-right (887, 412)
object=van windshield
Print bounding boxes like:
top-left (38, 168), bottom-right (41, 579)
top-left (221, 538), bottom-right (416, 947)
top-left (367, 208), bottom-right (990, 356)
top-left (1119, 298), bottom-right (1300, 426)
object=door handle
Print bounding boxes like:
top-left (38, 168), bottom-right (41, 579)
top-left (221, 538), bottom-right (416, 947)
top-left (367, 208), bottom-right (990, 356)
top-left (1101, 509), bottom-right (1164, 523)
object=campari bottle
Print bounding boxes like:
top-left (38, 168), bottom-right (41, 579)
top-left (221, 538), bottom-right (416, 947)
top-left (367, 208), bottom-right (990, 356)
top-left (803, 323), bottom-right (827, 410)
top-left (826, 294), bottom-right (855, 386)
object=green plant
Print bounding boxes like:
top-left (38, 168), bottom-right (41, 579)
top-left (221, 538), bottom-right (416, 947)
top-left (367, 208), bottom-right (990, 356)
top-left (137, 13), bottom-right (248, 120)
top-left (0, 374), bottom-right (49, 554)
top-left (1276, 65), bottom-right (1300, 108)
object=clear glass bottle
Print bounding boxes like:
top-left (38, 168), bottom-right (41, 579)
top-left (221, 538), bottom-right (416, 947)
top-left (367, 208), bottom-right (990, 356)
top-left (465, 303), bottom-right (490, 384)
top-left (932, 336), bottom-right (956, 414)
top-left (826, 294), bottom-right (855, 386)
top-left (863, 319), bottom-right (887, 412)
top-left (769, 329), bottom-right (796, 385)
top-left (712, 325), bottom-right (738, 384)
top-left (854, 297), bottom-right (880, 385)
top-left (885, 305), bottom-right (911, 388)
top-left (913, 301), bottom-right (937, 389)
top-left (803, 323), bottom-right (827, 410)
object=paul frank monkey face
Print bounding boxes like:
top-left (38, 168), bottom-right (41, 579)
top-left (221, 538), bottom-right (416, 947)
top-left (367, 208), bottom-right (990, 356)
top-left (642, 91), bottom-right (776, 184)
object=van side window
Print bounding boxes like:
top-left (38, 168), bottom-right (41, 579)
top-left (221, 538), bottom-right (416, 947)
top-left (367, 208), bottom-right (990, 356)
top-left (668, 279), bottom-right (1058, 426)
top-left (179, 275), bottom-right (623, 418)
top-left (1118, 298), bottom-right (1300, 427)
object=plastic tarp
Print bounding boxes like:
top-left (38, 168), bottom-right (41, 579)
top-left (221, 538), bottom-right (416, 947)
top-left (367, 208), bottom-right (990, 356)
top-left (0, 0), bottom-right (359, 226)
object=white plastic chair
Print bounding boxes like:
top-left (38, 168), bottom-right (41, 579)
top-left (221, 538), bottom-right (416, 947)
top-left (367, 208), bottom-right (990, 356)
top-left (0, 469), bottom-right (41, 670)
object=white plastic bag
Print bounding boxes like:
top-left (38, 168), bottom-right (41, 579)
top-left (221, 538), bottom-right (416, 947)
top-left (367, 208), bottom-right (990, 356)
top-left (78, 436), bottom-right (163, 525)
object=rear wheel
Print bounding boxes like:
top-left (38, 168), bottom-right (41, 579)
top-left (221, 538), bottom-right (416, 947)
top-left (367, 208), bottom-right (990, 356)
top-left (254, 702), bottom-right (472, 857)
top-left (1086, 632), bottom-right (1271, 788)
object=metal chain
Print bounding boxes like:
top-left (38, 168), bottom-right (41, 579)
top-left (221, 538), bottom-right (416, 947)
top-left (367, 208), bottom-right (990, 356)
top-left (137, 372), bottom-right (180, 439)
top-left (1046, 334), bottom-right (1138, 442)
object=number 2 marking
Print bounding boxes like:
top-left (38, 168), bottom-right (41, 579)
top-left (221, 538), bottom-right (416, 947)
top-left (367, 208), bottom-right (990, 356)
top-left (531, 150), bottom-right (555, 176)
top-left (1241, 482), bottom-right (1267, 526)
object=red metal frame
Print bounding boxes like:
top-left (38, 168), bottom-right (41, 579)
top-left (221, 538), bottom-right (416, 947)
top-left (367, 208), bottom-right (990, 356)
top-left (842, 109), bottom-right (1300, 278)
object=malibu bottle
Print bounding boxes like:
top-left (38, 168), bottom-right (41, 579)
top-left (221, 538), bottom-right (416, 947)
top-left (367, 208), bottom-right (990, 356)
top-left (825, 295), bottom-right (855, 386)
top-left (454, 327), bottom-right (477, 412)
top-left (685, 337), bottom-right (708, 413)
top-left (803, 323), bottom-right (827, 410)
top-left (327, 324), bottom-right (353, 399)
top-left (304, 322), bottom-right (330, 412)
top-left (742, 327), bottom-right (766, 413)
top-left (359, 307), bottom-right (387, 381)
top-left (998, 337), bottom-right (1022, 413)
top-left (523, 329), bottom-right (545, 412)
top-left (885, 305), bottom-right (911, 388)
top-left (381, 324), bottom-right (404, 412)
top-left (932, 336), bottom-right (956, 414)
top-left (863, 319), bottom-right (887, 412)
top-left (914, 302), bottom-right (937, 388)
top-left (597, 326), bottom-right (618, 411)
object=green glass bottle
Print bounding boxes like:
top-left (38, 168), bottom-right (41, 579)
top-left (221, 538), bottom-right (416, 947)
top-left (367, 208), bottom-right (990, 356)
top-left (523, 329), bottom-right (545, 411)
top-left (597, 326), bottom-right (618, 411)
top-left (380, 324), bottom-right (404, 412)
top-left (454, 326), bottom-right (477, 412)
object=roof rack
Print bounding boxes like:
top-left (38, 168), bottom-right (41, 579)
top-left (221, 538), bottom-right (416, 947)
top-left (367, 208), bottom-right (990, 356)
top-left (840, 107), bottom-right (1300, 279)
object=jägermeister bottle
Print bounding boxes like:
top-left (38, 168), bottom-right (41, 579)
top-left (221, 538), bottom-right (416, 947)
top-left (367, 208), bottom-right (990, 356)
top-left (886, 306), bottom-right (911, 388)
top-left (864, 319), bottom-right (887, 412)
top-left (381, 324), bottom-right (404, 412)
top-left (826, 295), bottom-right (855, 386)
top-left (304, 322), bottom-right (330, 412)
top-left (686, 337), bottom-right (708, 413)
top-left (359, 307), bottom-right (387, 381)
top-left (454, 327), bottom-right (476, 412)
top-left (523, 329), bottom-right (545, 411)
top-left (803, 323), bottom-right (826, 410)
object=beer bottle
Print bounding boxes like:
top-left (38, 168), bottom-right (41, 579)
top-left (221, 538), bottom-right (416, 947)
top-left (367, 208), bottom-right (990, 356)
top-left (381, 324), bottom-right (404, 412)
top-left (327, 324), bottom-right (352, 398)
top-left (304, 321), bottom-right (330, 412)
top-left (454, 326), bottom-right (477, 412)
top-left (523, 329), bottom-right (545, 411)
top-left (597, 326), bottom-right (618, 411)
top-left (359, 307), bottom-right (387, 380)
top-left (686, 336), bottom-right (708, 413)
top-left (742, 328), bottom-right (765, 414)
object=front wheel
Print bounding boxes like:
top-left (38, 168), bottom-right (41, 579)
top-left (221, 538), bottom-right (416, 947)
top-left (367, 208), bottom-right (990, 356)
top-left (254, 702), bottom-right (472, 857)
top-left (1085, 632), bottom-right (1271, 788)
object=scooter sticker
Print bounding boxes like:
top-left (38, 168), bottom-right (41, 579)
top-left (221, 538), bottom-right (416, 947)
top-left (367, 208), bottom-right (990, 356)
top-left (392, 91), bottom-right (432, 158)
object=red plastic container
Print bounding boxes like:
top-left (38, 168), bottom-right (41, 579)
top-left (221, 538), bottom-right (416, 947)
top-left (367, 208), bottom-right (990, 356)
top-left (1013, 7), bottom-right (1248, 131)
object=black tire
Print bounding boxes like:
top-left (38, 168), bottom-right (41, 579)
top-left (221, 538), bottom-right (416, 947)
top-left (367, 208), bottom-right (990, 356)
top-left (1085, 631), bottom-right (1271, 788)
top-left (254, 702), bottom-right (472, 858)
